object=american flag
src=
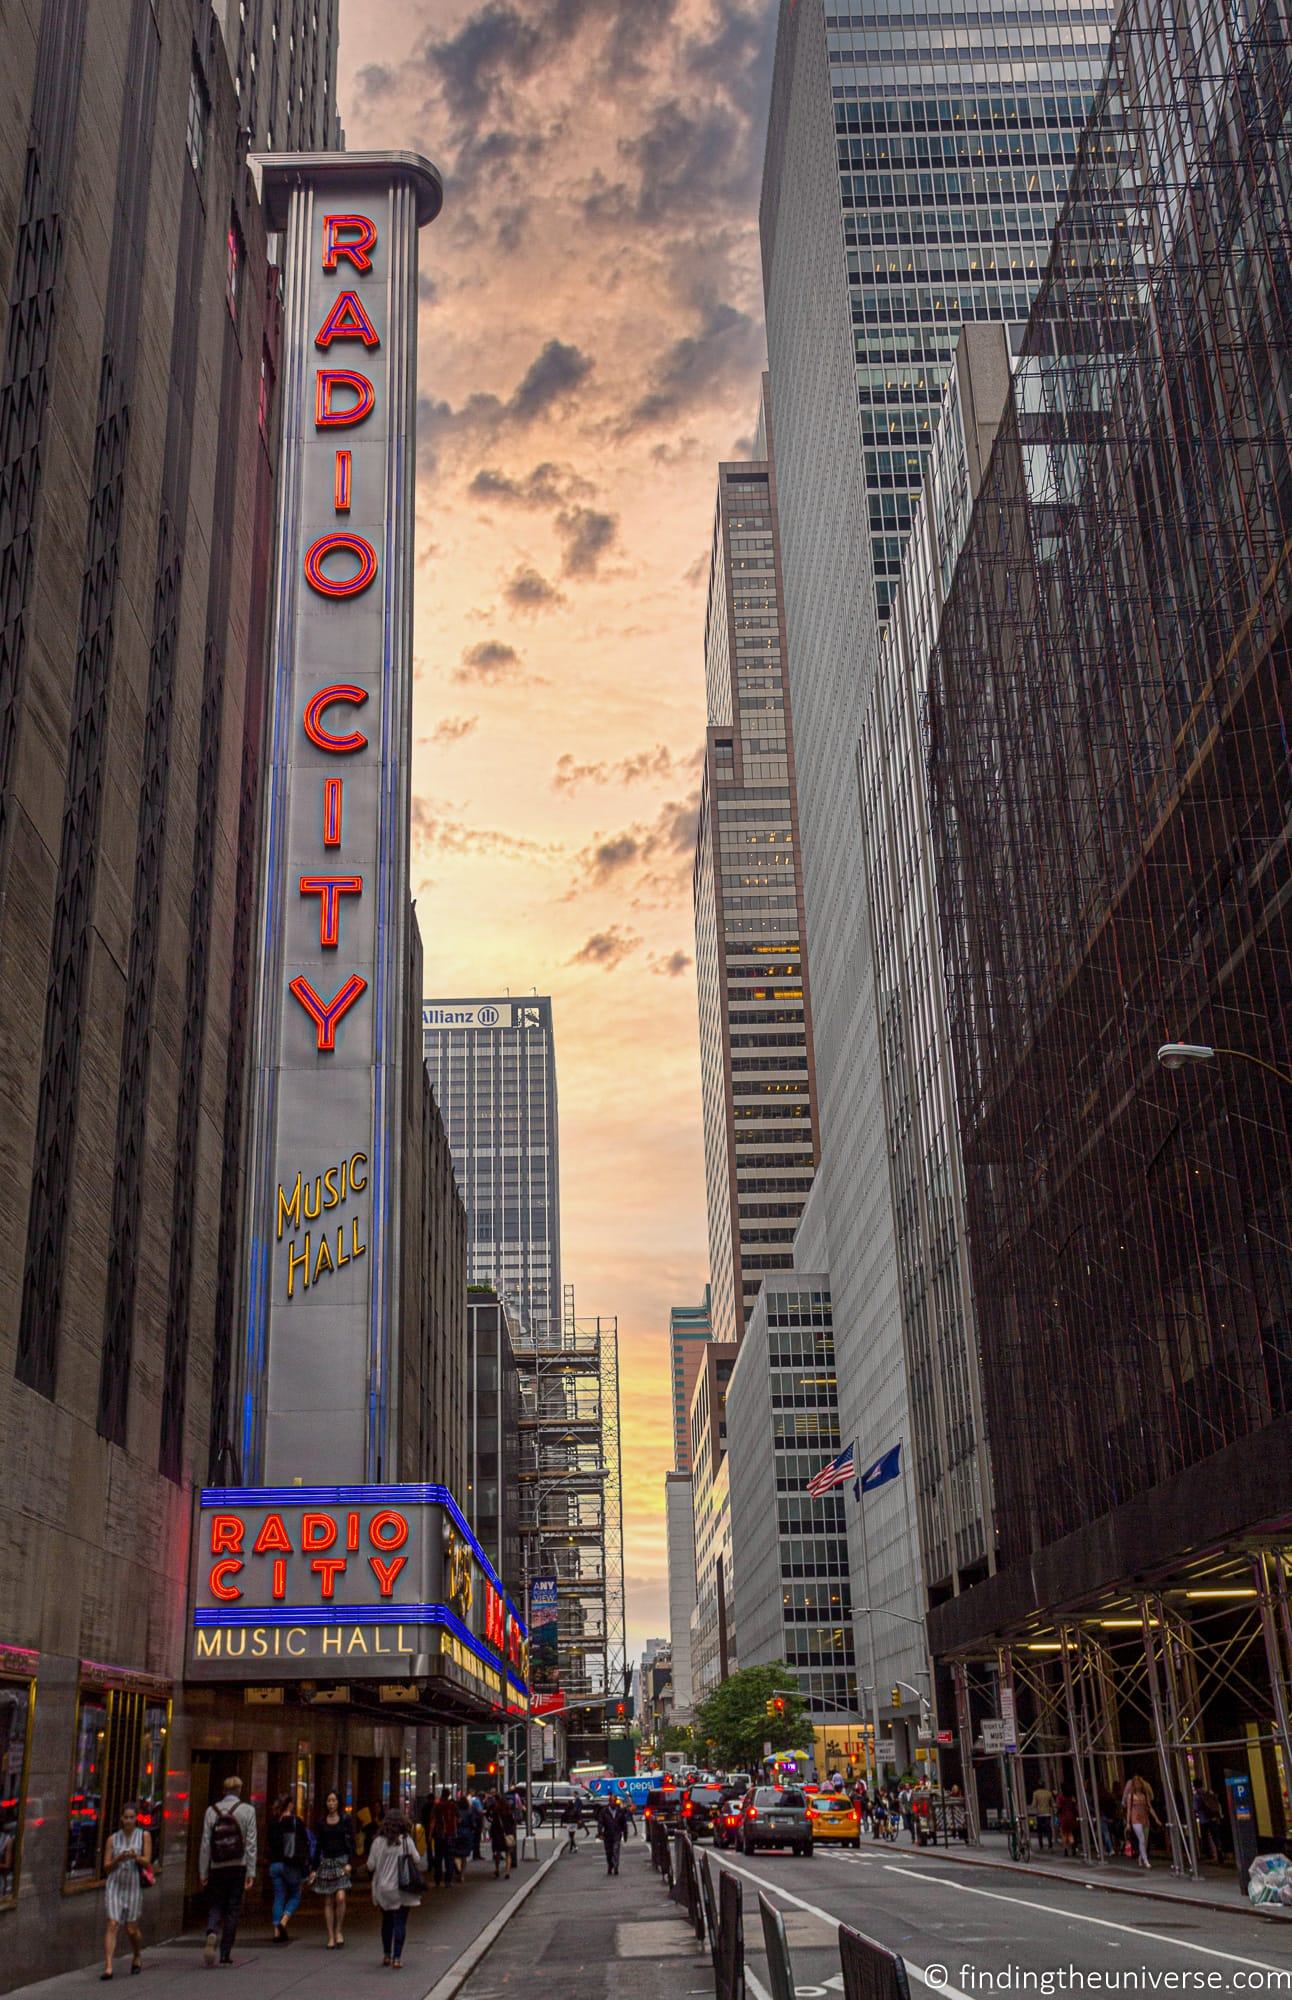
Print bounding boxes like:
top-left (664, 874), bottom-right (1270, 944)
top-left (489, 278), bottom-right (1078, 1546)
top-left (806, 1442), bottom-right (856, 1498)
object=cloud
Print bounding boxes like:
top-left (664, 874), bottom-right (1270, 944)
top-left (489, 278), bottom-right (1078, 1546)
top-left (410, 795), bottom-right (563, 865)
top-left (623, 300), bottom-right (763, 434)
top-left (504, 565), bottom-right (565, 614)
top-left (567, 925), bottom-right (641, 971)
top-left (556, 504), bottom-right (618, 577)
top-left (426, 5), bottom-right (544, 122)
top-left (467, 461), bottom-right (593, 509)
top-left (416, 344), bottom-right (595, 475)
top-left (552, 743), bottom-right (699, 792)
top-left (431, 714), bottom-right (479, 746)
top-left (455, 639), bottom-right (524, 684)
top-left (569, 797), bottom-right (700, 899)
top-left (650, 949), bottom-right (693, 977)
top-left (509, 338), bottom-right (594, 421)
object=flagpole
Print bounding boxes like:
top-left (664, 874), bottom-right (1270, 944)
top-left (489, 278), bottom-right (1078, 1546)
top-left (855, 1441), bottom-right (883, 1787)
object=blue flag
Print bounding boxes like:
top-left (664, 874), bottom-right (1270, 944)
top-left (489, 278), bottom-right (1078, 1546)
top-left (853, 1442), bottom-right (902, 1499)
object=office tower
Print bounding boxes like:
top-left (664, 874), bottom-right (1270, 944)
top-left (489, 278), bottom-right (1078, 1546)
top-left (725, 1279), bottom-right (858, 1729)
top-left (665, 1470), bottom-right (698, 1719)
top-left (213, 0), bottom-right (341, 151)
top-left (926, 0), bottom-right (1292, 1850)
top-left (693, 376), bottom-right (820, 1345)
top-left (758, 0), bottom-right (1111, 1733)
top-left (856, 326), bottom-right (1011, 1602)
top-left (688, 1341), bottom-right (741, 1696)
top-left (669, 1288), bottom-right (712, 1472)
top-left (422, 997), bottom-right (562, 1336)
top-left (0, 8), bottom-right (304, 1979)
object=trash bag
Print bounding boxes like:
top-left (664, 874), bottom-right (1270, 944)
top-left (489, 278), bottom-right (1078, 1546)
top-left (1246, 1853), bottom-right (1290, 1906)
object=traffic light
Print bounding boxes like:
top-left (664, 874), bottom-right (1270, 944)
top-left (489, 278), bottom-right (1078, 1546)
top-left (772, 1695), bottom-right (787, 1718)
top-left (891, 1686), bottom-right (903, 1709)
top-left (765, 1698), bottom-right (776, 1718)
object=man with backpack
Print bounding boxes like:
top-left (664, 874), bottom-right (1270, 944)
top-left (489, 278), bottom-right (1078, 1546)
top-left (198, 1774), bottom-right (258, 1966)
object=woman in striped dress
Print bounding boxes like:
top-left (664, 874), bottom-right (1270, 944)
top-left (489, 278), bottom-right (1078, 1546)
top-left (101, 1801), bottom-right (151, 1979)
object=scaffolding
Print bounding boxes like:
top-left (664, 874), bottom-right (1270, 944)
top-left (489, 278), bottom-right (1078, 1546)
top-left (514, 1284), bottom-right (626, 1761)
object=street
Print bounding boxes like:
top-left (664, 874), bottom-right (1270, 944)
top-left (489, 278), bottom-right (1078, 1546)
top-left (713, 1846), bottom-right (1292, 1999)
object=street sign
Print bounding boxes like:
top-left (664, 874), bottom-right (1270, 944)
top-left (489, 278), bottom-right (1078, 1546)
top-left (937, 1729), bottom-right (954, 1746)
top-left (877, 1738), bottom-right (897, 1764)
top-left (980, 1718), bottom-right (1006, 1753)
top-left (999, 1686), bottom-right (1018, 1752)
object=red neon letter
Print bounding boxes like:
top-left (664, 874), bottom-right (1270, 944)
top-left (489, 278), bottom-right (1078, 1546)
top-left (314, 290), bottom-right (380, 348)
top-left (303, 684), bottom-right (368, 754)
top-left (299, 874), bottom-right (363, 948)
top-left (311, 1557), bottom-right (347, 1599)
top-left (271, 1558), bottom-right (287, 1601)
top-left (322, 213), bottom-right (377, 272)
top-left (289, 973), bottom-right (367, 1051)
top-left (209, 1515), bottom-right (244, 1554)
top-left (368, 1554), bottom-right (408, 1598)
top-left (315, 369), bottom-right (375, 428)
top-left (369, 1508), bottom-right (410, 1551)
top-left (301, 1512), bottom-right (339, 1552)
top-left (333, 448), bottom-right (352, 512)
top-left (323, 776), bottom-right (343, 845)
top-left (209, 1559), bottom-right (244, 1602)
top-left (304, 532), bottom-right (377, 598)
top-left (252, 1513), bottom-right (293, 1555)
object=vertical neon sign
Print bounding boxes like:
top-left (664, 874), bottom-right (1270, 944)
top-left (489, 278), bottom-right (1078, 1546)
top-left (242, 154), bottom-right (443, 1485)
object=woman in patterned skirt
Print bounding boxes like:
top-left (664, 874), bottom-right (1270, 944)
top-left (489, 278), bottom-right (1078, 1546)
top-left (311, 1789), bottom-right (356, 1948)
top-left (101, 1800), bottom-right (151, 1979)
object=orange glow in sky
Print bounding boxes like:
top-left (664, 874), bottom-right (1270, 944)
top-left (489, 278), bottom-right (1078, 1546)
top-left (338, 0), bottom-right (774, 1663)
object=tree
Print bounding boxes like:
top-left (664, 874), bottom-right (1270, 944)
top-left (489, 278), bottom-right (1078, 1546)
top-left (693, 1664), bottom-right (807, 1771)
top-left (659, 1722), bottom-right (694, 1756)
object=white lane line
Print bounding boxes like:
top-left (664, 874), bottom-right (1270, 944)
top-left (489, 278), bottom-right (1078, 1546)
top-left (889, 1868), bottom-right (1288, 1975)
top-left (711, 1851), bottom-right (974, 2000)
top-left (745, 1968), bottom-right (773, 2000)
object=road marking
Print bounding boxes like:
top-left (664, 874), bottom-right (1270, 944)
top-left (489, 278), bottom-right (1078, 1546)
top-left (712, 1852), bottom-right (974, 2000)
top-left (889, 1869), bottom-right (1287, 1975)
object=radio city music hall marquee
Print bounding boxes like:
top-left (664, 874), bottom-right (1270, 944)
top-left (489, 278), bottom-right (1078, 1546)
top-left (237, 153), bottom-right (442, 1487)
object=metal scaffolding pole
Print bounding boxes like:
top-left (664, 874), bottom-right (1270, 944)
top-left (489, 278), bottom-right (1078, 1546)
top-left (952, 1660), bottom-right (981, 1844)
top-left (1139, 1596), bottom-right (1193, 1877)
top-left (1252, 1548), bottom-right (1292, 1811)
top-left (1057, 1626), bottom-right (1100, 1863)
top-left (998, 1647), bottom-right (1030, 1861)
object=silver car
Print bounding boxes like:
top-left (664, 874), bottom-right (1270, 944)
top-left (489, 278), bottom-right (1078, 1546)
top-left (737, 1785), bottom-right (814, 1856)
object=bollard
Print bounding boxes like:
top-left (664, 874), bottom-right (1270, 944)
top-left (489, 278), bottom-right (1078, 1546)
top-left (714, 1864), bottom-right (745, 2000)
top-left (758, 1890), bottom-right (797, 2000)
top-left (700, 1850), bottom-right (720, 1957)
top-left (839, 1920), bottom-right (913, 2000)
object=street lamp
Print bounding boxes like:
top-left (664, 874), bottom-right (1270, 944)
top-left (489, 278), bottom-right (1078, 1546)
top-left (1157, 1042), bottom-right (1292, 1088)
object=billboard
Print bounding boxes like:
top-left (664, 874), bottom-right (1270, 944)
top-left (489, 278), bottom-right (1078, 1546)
top-left (529, 1574), bottom-right (560, 1692)
top-left (422, 1001), bottom-right (513, 1030)
top-left (240, 152), bottom-right (442, 1483)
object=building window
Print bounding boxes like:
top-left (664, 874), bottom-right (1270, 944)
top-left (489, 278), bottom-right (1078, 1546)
top-left (66, 1687), bottom-right (109, 1883)
top-left (185, 64), bottom-right (208, 179)
top-left (0, 1667), bottom-right (35, 1907)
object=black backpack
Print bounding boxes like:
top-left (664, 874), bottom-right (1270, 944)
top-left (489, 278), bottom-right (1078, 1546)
top-left (209, 1807), bottom-right (245, 1869)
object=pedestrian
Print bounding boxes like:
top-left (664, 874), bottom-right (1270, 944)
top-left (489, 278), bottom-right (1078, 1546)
top-left (366, 1810), bottom-right (423, 1970)
top-left (1030, 1780), bottom-right (1055, 1850)
top-left (432, 1787), bottom-right (459, 1886)
top-left (100, 1799), bottom-right (151, 1980)
top-left (898, 1783), bottom-right (915, 1841)
top-left (468, 1789), bottom-right (485, 1861)
top-left (1056, 1787), bottom-right (1079, 1858)
top-left (198, 1773), bottom-right (257, 1968)
top-left (489, 1793), bottom-right (517, 1878)
top-left (312, 1787), bottom-right (356, 1948)
top-left (453, 1792), bottom-right (475, 1880)
top-left (267, 1792), bottom-right (312, 1942)
top-left (1121, 1773), bottom-right (1156, 1868)
top-left (561, 1792), bottom-right (581, 1853)
top-left (1193, 1783), bottom-right (1223, 1864)
top-left (600, 1795), bottom-right (629, 1876)
top-left (1097, 1783), bottom-right (1119, 1857)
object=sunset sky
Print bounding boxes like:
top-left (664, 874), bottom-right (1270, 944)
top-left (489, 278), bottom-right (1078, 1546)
top-left (337, 0), bottom-right (778, 1668)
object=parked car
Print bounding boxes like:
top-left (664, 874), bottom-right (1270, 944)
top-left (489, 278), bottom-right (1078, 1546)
top-left (808, 1790), bottom-right (862, 1848)
top-left (737, 1785), bottom-right (813, 1856)
top-left (531, 1781), bottom-right (596, 1826)
top-left (680, 1783), bottom-right (726, 1839)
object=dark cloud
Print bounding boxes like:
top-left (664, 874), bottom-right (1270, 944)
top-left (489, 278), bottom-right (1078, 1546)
top-left (556, 504), bottom-right (618, 577)
top-left (569, 797), bottom-right (700, 899)
top-left (411, 795), bottom-right (561, 863)
top-left (468, 461), bottom-right (593, 509)
top-left (509, 338), bottom-right (594, 421)
top-left (650, 949), bottom-right (693, 978)
top-left (587, 834), bottom-right (641, 881)
top-left (552, 744), bottom-right (697, 792)
top-left (418, 273), bottom-right (440, 306)
top-left (622, 97), bottom-right (749, 223)
top-left (504, 565), bottom-right (565, 614)
top-left (455, 639), bottom-right (524, 684)
top-left (567, 925), bottom-right (640, 971)
top-left (354, 61), bottom-right (396, 98)
top-left (426, 5), bottom-right (544, 121)
top-left (415, 342), bottom-right (595, 475)
top-left (431, 714), bottom-right (479, 745)
top-left (623, 300), bottom-right (762, 434)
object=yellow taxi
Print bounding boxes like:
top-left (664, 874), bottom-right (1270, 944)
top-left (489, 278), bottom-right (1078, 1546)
top-left (807, 1790), bottom-right (862, 1847)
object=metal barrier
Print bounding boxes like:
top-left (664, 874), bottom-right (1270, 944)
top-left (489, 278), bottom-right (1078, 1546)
top-left (758, 1889), bottom-right (796, 2000)
top-left (679, 1833), bottom-right (705, 1941)
top-left (714, 1864), bottom-right (745, 2000)
top-left (670, 1833), bottom-right (688, 1907)
top-left (700, 1850), bottom-right (720, 1957)
top-left (839, 1921), bottom-right (913, 2000)
top-left (648, 1818), bottom-right (667, 1873)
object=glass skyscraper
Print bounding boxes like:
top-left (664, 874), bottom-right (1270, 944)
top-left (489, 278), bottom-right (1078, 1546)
top-left (422, 998), bottom-right (561, 1335)
top-left (825, 2), bottom-right (1114, 616)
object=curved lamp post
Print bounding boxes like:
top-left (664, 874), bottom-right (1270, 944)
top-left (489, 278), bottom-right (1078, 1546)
top-left (1157, 1042), bottom-right (1292, 1090)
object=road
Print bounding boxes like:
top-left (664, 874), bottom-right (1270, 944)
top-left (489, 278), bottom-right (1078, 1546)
top-left (708, 1843), bottom-right (1292, 1999)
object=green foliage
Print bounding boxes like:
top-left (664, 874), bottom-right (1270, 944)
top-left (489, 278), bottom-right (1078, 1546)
top-left (659, 1723), bottom-right (694, 1755)
top-left (693, 1664), bottom-right (807, 1770)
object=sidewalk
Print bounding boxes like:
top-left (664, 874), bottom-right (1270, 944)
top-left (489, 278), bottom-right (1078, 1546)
top-left (457, 1836), bottom-right (708, 1999)
top-left (7, 1841), bottom-right (563, 1999)
top-left (889, 1829), bottom-right (1282, 1920)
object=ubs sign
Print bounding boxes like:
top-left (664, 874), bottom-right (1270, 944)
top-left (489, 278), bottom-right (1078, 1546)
top-left (242, 153), bottom-right (442, 1482)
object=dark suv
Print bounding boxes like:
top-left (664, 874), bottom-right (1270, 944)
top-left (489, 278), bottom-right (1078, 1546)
top-left (643, 1787), bottom-right (684, 1834)
top-left (737, 1785), bottom-right (813, 1856)
top-left (680, 1783), bottom-right (726, 1839)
